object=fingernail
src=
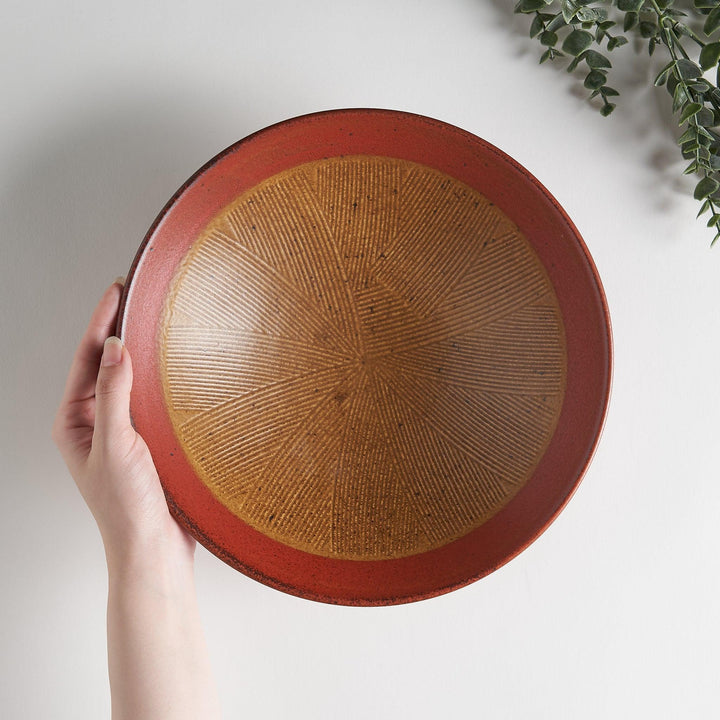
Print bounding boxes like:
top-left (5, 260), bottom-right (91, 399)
top-left (102, 336), bottom-right (124, 366)
top-left (114, 276), bottom-right (126, 287)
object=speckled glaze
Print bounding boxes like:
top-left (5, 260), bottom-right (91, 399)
top-left (118, 109), bottom-right (612, 605)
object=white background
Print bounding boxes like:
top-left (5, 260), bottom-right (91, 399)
top-left (2, 1), bottom-right (719, 717)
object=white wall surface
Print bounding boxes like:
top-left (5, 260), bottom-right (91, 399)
top-left (1, 1), bottom-right (719, 717)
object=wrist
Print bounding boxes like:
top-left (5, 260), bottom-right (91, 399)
top-left (105, 543), bottom-right (197, 611)
top-left (103, 517), bottom-right (196, 580)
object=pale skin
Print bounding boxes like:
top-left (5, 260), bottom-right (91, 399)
top-left (52, 279), bottom-right (223, 720)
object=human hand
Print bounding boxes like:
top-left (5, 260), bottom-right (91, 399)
top-left (52, 279), bottom-right (195, 570)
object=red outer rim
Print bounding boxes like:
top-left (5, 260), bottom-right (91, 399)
top-left (118, 108), bottom-right (612, 606)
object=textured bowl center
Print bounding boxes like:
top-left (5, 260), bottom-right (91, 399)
top-left (160, 155), bottom-right (567, 560)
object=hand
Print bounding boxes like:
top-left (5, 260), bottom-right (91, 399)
top-left (52, 279), bottom-right (195, 569)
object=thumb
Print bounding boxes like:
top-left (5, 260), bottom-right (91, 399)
top-left (94, 336), bottom-right (134, 446)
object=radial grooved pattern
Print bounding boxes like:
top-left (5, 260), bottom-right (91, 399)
top-left (160, 155), bottom-right (568, 560)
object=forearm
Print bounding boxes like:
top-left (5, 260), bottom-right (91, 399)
top-left (54, 283), bottom-right (223, 718)
top-left (106, 546), bottom-right (222, 720)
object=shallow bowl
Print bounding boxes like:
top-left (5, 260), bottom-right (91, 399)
top-left (119, 109), bottom-right (612, 605)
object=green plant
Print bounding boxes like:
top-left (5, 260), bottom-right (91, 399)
top-left (514, 0), bottom-right (720, 244)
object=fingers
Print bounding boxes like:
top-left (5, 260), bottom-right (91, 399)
top-left (93, 336), bottom-right (134, 449)
top-left (60, 279), bottom-right (125, 407)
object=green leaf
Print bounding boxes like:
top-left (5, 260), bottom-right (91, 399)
top-left (679, 102), bottom-right (704, 124)
top-left (700, 42), bottom-right (720, 70)
top-left (600, 102), bottom-right (616, 117)
top-left (601, 86), bottom-right (620, 97)
top-left (707, 213), bottom-right (720, 227)
top-left (617, 0), bottom-right (643, 10)
top-left (540, 48), bottom-right (553, 64)
top-left (607, 36), bottom-right (629, 50)
top-left (547, 14), bottom-right (568, 32)
top-left (585, 50), bottom-right (612, 68)
top-left (694, 176), bottom-right (719, 199)
top-left (679, 127), bottom-right (697, 144)
top-left (530, 14), bottom-right (545, 38)
top-left (562, 29), bottom-right (594, 55)
top-left (676, 59), bottom-right (703, 80)
top-left (673, 82), bottom-right (689, 112)
top-left (567, 54), bottom-right (583, 72)
top-left (584, 69), bottom-right (607, 89)
top-left (690, 79), bottom-right (713, 94)
top-left (655, 61), bottom-right (674, 87)
top-left (561, 0), bottom-right (579, 23)
top-left (697, 199), bottom-right (711, 218)
top-left (624, 12), bottom-right (638, 32)
top-left (705, 6), bottom-right (720, 35)
top-left (698, 131), bottom-right (713, 146)
top-left (673, 83), bottom-right (690, 112)
top-left (516, 0), bottom-right (548, 13)
top-left (698, 125), bottom-right (716, 140)
top-left (685, 160), bottom-right (699, 174)
top-left (695, 0), bottom-right (719, 9)
top-left (541, 30), bottom-right (558, 46)
top-left (697, 107), bottom-right (716, 126)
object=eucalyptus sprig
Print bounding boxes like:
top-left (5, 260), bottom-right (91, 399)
top-left (514, 0), bottom-right (720, 245)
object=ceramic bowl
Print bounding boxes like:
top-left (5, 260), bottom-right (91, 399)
top-left (118, 109), bottom-right (612, 605)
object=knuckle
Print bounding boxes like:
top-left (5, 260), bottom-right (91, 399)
top-left (95, 373), bottom-right (120, 398)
